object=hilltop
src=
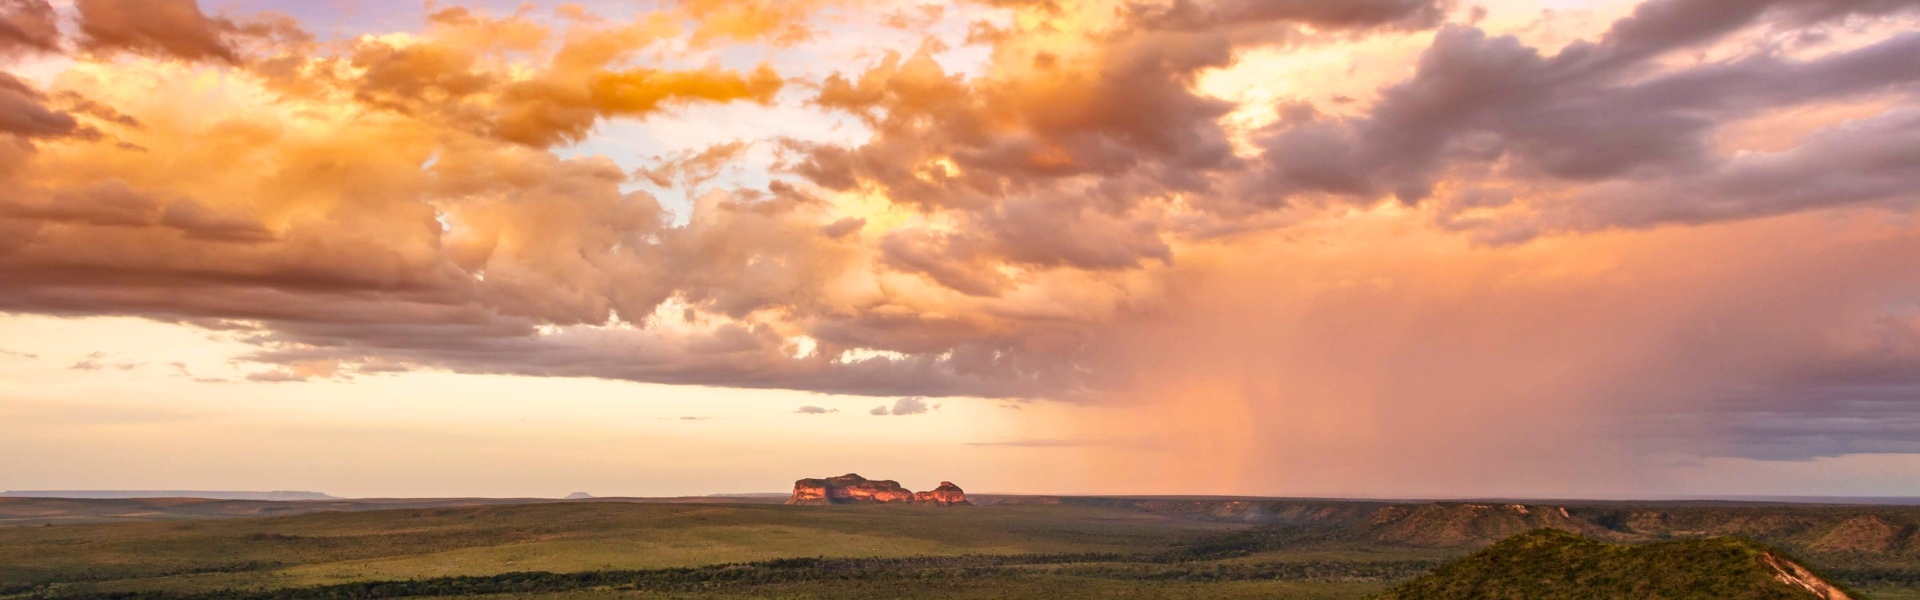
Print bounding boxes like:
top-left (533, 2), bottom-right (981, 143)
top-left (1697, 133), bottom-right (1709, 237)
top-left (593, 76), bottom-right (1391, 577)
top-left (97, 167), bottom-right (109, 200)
top-left (787, 474), bottom-right (970, 506)
top-left (1376, 529), bottom-right (1855, 600)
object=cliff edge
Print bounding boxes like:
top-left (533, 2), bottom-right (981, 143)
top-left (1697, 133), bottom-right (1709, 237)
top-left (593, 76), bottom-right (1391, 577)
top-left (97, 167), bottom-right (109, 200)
top-left (785, 474), bottom-right (970, 506)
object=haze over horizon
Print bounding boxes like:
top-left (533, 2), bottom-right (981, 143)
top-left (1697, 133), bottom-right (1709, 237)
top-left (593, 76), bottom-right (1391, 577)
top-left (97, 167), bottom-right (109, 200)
top-left (3, 0), bottom-right (1919, 499)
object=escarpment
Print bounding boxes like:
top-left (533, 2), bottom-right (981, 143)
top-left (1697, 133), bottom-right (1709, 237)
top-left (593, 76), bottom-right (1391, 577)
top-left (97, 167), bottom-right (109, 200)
top-left (785, 474), bottom-right (970, 506)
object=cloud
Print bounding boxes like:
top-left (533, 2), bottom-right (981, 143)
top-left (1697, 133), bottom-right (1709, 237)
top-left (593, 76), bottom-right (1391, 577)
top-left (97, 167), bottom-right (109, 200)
top-left (0, 74), bottom-right (86, 140)
top-left (67, 351), bottom-right (140, 371)
top-left (675, 0), bottom-right (845, 47)
top-left (1236, 1), bottom-right (1920, 242)
top-left (0, 0), bottom-right (59, 57)
top-left (68, 352), bottom-right (106, 371)
top-left (794, 405), bottom-right (838, 414)
top-left (2, 0), bottom-right (1920, 482)
top-left (637, 140), bottom-right (750, 190)
top-left (892, 396), bottom-right (931, 415)
top-left (244, 370), bottom-right (306, 383)
top-left (0, 348), bottom-right (37, 359)
top-left (872, 396), bottom-right (933, 416)
top-left (75, 0), bottom-right (242, 64)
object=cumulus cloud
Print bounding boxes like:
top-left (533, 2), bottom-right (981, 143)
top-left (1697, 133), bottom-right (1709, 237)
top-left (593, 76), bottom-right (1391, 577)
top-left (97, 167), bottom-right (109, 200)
top-left (2, 0), bottom-right (1920, 476)
top-left (794, 405), bottom-right (838, 414)
top-left (871, 396), bottom-right (933, 416)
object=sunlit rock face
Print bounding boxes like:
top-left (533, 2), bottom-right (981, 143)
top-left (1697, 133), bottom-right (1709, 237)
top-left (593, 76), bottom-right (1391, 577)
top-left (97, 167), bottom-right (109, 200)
top-left (913, 482), bottom-right (970, 506)
top-left (785, 474), bottom-right (968, 506)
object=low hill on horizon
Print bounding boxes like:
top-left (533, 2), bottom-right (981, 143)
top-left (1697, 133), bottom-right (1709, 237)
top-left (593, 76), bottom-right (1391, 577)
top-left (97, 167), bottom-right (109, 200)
top-left (0, 491), bottom-right (336, 501)
top-left (1376, 529), bottom-right (1856, 600)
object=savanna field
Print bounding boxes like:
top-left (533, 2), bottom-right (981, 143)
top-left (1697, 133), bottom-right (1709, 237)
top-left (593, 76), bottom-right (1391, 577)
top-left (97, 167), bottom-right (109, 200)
top-left (3, 497), bottom-right (1919, 599)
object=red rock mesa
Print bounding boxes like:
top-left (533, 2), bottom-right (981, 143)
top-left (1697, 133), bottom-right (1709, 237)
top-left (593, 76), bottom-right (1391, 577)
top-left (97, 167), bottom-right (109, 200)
top-left (785, 474), bottom-right (970, 506)
top-left (913, 482), bottom-right (968, 505)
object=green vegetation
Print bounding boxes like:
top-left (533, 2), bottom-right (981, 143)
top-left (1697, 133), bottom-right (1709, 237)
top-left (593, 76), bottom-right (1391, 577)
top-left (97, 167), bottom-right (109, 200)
top-left (24, 554), bottom-right (1430, 600)
top-left (0, 502), bottom-right (1444, 599)
top-left (0, 502), bottom-right (1250, 593)
top-left (1375, 529), bottom-right (1856, 600)
top-left (6, 499), bottom-right (1920, 599)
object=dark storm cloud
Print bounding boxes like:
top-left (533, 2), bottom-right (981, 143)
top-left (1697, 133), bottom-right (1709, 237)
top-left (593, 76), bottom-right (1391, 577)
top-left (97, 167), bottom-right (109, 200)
top-left (1523, 108), bottom-right (1920, 236)
top-left (1238, 0), bottom-right (1920, 242)
top-left (1644, 315), bottom-right (1920, 461)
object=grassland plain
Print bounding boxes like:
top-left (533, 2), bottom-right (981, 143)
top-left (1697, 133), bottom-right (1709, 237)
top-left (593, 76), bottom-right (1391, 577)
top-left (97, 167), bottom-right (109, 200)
top-left (0, 503), bottom-right (1251, 593)
top-left (5, 499), bottom-right (1920, 599)
top-left (0, 498), bottom-right (786, 528)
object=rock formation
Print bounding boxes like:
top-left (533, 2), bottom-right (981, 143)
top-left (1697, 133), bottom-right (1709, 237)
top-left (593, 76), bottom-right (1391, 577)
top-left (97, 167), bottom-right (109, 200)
top-left (913, 482), bottom-right (969, 506)
top-left (785, 474), bottom-right (969, 506)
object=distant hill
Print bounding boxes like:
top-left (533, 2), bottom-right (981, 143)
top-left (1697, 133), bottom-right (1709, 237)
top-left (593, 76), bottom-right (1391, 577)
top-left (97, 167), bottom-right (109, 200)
top-left (0, 490), bottom-right (336, 500)
top-left (1375, 529), bottom-right (1856, 600)
top-left (785, 474), bottom-right (971, 506)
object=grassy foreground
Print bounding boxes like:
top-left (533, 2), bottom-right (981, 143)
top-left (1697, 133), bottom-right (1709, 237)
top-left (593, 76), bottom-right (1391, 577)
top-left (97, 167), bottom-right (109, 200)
top-left (0, 502), bottom-right (1436, 599)
top-left (6, 500), bottom-right (1919, 599)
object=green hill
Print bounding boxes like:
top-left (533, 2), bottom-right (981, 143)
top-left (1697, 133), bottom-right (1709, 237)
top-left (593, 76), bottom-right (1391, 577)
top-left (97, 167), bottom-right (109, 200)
top-left (1376, 529), bottom-right (1858, 600)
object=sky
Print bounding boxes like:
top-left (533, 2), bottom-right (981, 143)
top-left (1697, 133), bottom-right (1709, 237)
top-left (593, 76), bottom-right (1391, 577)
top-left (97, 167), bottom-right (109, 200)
top-left (1, 0), bottom-right (1918, 499)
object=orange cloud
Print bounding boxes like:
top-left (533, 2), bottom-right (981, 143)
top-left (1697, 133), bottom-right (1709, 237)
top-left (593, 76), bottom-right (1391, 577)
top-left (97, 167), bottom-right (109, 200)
top-left (2, 0), bottom-right (1919, 481)
top-left (75, 0), bottom-right (242, 63)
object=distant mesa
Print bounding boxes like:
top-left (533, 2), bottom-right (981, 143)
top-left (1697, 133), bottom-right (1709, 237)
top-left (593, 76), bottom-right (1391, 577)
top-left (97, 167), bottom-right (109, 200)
top-left (785, 474), bottom-right (970, 506)
top-left (563, 492), bottom-right (594, 500)
top-left (913, 482), bottom-right (968, 504)
top-left (0, 490), bottom-right (336, 500)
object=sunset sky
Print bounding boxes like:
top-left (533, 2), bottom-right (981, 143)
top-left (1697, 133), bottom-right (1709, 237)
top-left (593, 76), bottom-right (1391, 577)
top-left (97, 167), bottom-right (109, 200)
top-left (2, 0), bottom-right (1919, 499)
